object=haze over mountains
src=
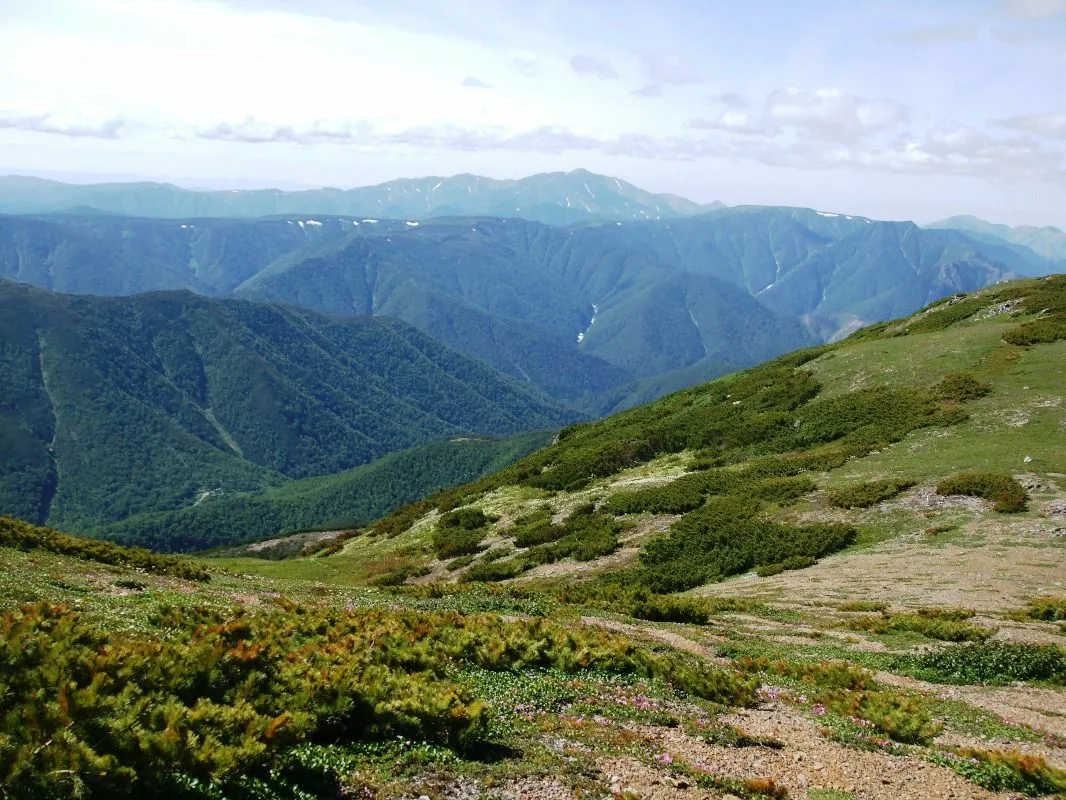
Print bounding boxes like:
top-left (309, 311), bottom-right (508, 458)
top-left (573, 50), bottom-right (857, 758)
top-left (0, 169), bottom-right (719, 226)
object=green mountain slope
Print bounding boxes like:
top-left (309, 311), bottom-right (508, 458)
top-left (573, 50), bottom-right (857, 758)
top-left (0, 170), bottom-right (720, 225)
top-left (0, 281), bottom-right (576, 531)
top-left (93, 431), bottom-right (554, 553)
top-left (304, 274), bottom-right (1065, 592)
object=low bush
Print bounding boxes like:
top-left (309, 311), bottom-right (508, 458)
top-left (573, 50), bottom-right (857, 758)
top-left (903, 641), bottom-right (1066, 685)
top-left (848, 612), bottom-right (993, 642)
top-left (639, 496), bottom-right (855, 593)
top-left (756, 555), bottom-right (818, 577)
top-left (1014, 596), bottom-right (1066, 622)
top-left (933, 748), bottom-right (1066, 795)
top-left (837, 600), bottom-right (888, 612)
top-left (0, 602), bottom-right (759, 799)
top-left (826, 478), bottom-right (915, 509)
top-left (461, 558), bottom-right (528, 583)
top-left (933, 373), bottom-right (992, 403)
top-left (0, 516), bottom-right (210, 581)
top-left (439, 507), bottom-right (497, 530)
top-left (737, 658), bottom-right (873, 691)
top-left (936, 472), bottom-right (1027, 513)
top-left (821, 689), bottom-right (942, 744)
top-left (432, 526), bottom-right (487, 559)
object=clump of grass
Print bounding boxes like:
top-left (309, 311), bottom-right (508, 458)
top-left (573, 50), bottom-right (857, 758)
top-left (932, 748), bottom-right (1066, 795)
top-left (848, 611), bottom-right (993, 642)
top-left (837, 600), bottom-right (888, 612)
top-left (936, 472), bottom-right (1027, 513)
top-left (826, 478), bottom-right (915, 509)
top-left (902, 641), bottom-right (1066, 685)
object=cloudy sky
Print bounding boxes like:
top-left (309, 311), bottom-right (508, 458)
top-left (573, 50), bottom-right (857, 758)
top-left (1, 0), bottom-right (1065, 225)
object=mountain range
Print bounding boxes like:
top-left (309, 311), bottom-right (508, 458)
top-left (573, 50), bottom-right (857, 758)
top-left (2, 182), bottom-right (1058, 413)
top-left (0, 169), bottom-right (721, 226)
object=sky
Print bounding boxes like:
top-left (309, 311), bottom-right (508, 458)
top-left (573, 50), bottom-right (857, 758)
top-left (1, 0), bottom-right (1065, 226)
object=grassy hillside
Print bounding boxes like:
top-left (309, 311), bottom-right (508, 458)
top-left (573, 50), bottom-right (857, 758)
top-left (1, 276), bottom-right (1064, 798)
top-left (0, 281), bottom-right (575, 532)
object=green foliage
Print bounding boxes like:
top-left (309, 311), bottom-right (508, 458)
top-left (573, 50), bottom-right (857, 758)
top-left (736, 657), bottom-right (874, 691)
top-left (936, 471), bottom-right (1028, 513)
top-left (0, 282), bottom-right (575, 535)
top-left (932, 748), bottom-right (1066, 795)
top-left (933, 372), bottom-right (992, 402)
top-left (0, 516), bottom-right (209, 581)
top-left (902, 641), bottom-right (1066, 685)
top-left (98, 433), bottom-right (551, 553)
top-left (639, 495), bottom-right (855, 592)
top-left (848, 611), bottom-right (993, 642)
top-left (432, 506), bottom-right (499, 559)
top-left (826, 478), bottom-right (915, 509)
top-left (1014, 596), bottom-right (1066, 622)
top-left (837, 600), bottom-right (888, 612)
top-left (0, 599), bottom-right (758, 799)
top-left (821, 689), bottom-right (942, 744)
top-left (439, 507), bottom-right (497, 530)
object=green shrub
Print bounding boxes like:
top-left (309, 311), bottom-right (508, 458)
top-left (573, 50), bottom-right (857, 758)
top-left (639, 496), bottom-right (855, 593)
top-left (737, 657), bottom-right (873, 691)
top-left (933, 748), bottom-right (1066, 794)
top-left (446, 555), bottom-right (476, 571)
top-left (933, 373), bottom-right (992, 403)
top-left (837, 600), bottom-right (888, 612)
top-left (936, 472), bottom-right (1027, 513)
top-left (432, 527), bottom-right (487, 559)
top-left (439, 508), bottom-right (497, 530)
top-left (0, 602), bottom-right (759, 799)
top-left (848, 612), bottom-right (992, 642)
top-left (903, 641), bottom-right (1066, 685)
top-left (755, 563), bottom-right (785, 577)
top-left (627, 594), bottom-right (712, 625)
top-left (461, 558), bottom-right (529, 583)
top-left (1015, 596), bottom-right (1066, 622)
top-left (0, 516), bottom-right (210, 581)
top-left (826, 478), bottom-right (915, 509)
top-left (822, 689), bottom-right (941, 744)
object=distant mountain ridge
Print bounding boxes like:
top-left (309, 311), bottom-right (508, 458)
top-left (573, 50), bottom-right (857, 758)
top-left (0, 170), bottom-right (722, 225)
top-left (0, 204), bottom-right (1055, 413)
top-left (927, 215), bottom-right (1066, 265)
top-left (0, 280), bottom-right (576, 530)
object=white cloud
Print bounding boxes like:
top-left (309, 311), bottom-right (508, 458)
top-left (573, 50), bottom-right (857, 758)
top-left (997, 112), bottom-right (1066, 139)
top-left (0, 110), bottom-right (125, 138)
top-left (462, 77), bottom-right (494, 89)
top-left (1002, 0), bottom-right (1066, 17)
top-left (568, 54), bottom-right (618, 80)
top-left (764, 87), bottom-right (910, 143)
top-left (641, 53), bottom-right (702, 86)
